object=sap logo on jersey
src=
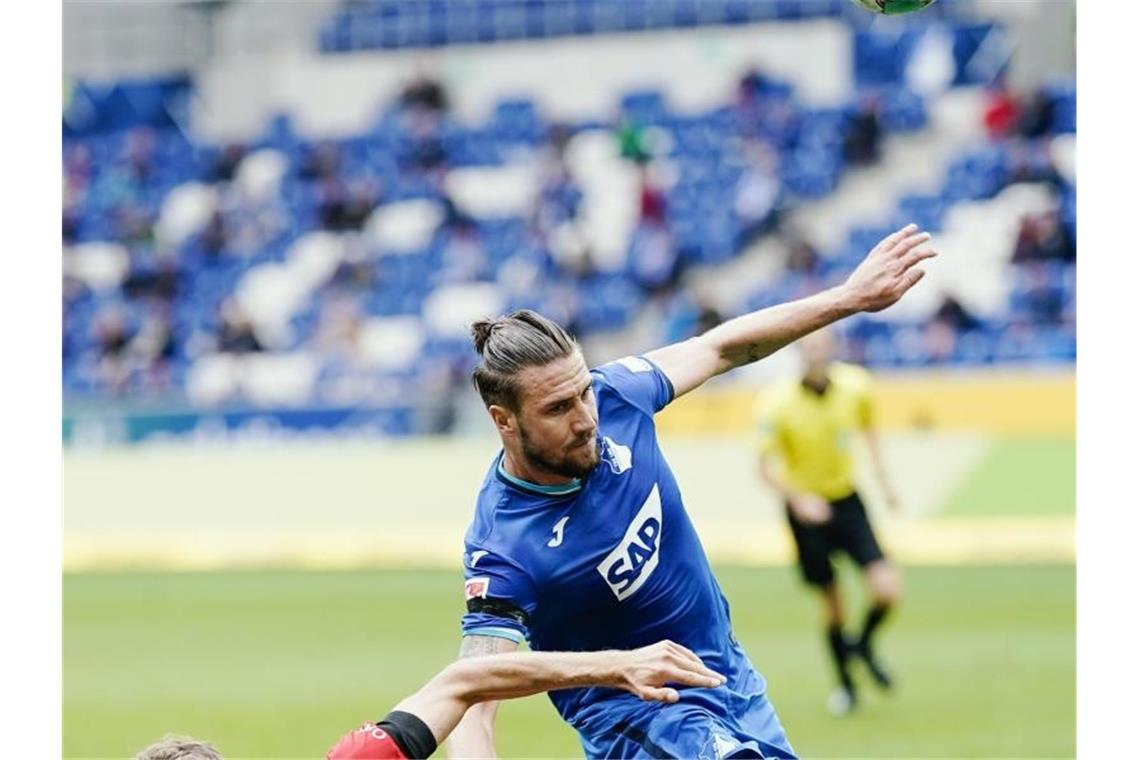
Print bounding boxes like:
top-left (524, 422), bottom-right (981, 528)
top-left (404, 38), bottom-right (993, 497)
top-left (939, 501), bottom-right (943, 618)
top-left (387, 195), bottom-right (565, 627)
top-left (597, 485), bottom-right (662, 601)
top-left (601, 436), bottom-right (633, 475)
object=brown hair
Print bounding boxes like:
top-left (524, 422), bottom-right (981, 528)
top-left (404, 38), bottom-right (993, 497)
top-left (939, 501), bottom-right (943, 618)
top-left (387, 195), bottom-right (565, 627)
top-left (471, 310), bottom-right (578, 410)
top-left (135, 736), bottom-right (223, 760)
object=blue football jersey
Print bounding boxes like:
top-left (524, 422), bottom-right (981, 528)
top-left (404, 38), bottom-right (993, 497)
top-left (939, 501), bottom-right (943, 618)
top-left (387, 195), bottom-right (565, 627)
top-left (461, 356), bottom-right (777, 754)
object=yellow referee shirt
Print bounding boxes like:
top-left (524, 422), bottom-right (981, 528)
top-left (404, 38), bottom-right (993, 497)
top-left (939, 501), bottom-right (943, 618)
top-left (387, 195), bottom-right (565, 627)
top-left (754, 362), bottom-right (874, 501)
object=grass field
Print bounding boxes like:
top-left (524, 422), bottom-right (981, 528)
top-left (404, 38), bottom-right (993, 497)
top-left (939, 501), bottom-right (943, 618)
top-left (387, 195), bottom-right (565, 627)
top-left (942, 437), bottom-right (1075, 517)
top-left (64, 563), bottom-right (1074, 759)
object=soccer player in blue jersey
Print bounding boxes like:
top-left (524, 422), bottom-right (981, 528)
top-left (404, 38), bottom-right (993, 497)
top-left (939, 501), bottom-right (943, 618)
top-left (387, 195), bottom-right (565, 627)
top-left (450, 224), bottom-right (936, 759)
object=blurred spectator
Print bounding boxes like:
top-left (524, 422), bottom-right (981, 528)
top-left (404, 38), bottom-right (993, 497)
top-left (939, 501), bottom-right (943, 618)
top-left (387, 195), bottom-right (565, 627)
top-left (319, 176), bottom-right (380, 232)
top-left (211, 143), bottom-right (248, 183)
top-left (1006, 142), bottom-right (1063, 188)
top-left (735, 66), bottom-right (796, 145)
top-left (637, 163), bottom-right (668, 227)
top-left (618, 118), bottom-right (652, 164)
top-left (404, 109), bottom-right (447, 173)
top-left (92, 306), bottom-right (134, 395)
top-left (198, 208), bottom-right (228, 260)
top-left (63, 188), bottom-right (82, 244)
top-left (124, 249), bottom-right (181, 303)
top-left (122, 127), bottom-right (157, 183)
top-left (733, 139), bottom-right (780, 245)
top-left (695, 301), bottom-right (723, 336)
top-left (844, 93), bottom-right (883, 166)
top-left (627, 223), bottom-right (678, 293)
top-left (400, 72), bottom-right (449, 114)
top-left (983, 81), bottom-right (1020, 139)
top-left (1018, 88), bottom-right (1056, 139)
top-left (1013, 210), bottom-right (1074, 263)
top-left (216, 299), bottom-right (263, 354)
top-left (312, 295), bottom-right (362, 361)
top-left (130, 307), bottom-right (177, 392)
top-left (113, 202), bottom-right (155, 248)
top-left (786, 238), bottom-right (821, 277)
top-left (932, 294), bottom-right (980, 331)
top-left (300, 141), bottom-right (342, 182)
top-left (533, 156), bottom-right (583, 235)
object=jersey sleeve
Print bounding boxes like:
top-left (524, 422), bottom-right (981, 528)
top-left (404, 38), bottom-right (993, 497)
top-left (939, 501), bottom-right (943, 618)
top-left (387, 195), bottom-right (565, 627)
top-left (460, 546), bottom-right (538, 645)
top-left (591, 355), bottom-right (676, 415)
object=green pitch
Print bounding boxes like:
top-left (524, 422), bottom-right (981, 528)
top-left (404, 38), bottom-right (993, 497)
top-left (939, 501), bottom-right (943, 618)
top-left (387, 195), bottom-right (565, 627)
top-left (64, 564), bottom-right (1073, 759)
top-left (941, 436), bottom-right (1075, 517)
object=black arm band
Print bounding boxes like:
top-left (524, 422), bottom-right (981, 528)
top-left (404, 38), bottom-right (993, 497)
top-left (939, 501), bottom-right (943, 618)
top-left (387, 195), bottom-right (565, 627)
top-left (377, 710), bottom-right (438, 759)
top-left (466, 597), bottom-right (530, 628)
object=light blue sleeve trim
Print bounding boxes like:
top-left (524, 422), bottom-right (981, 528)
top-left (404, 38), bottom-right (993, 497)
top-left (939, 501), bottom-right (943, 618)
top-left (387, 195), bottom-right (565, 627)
top-left (463, 626), bottom-right (525, 644)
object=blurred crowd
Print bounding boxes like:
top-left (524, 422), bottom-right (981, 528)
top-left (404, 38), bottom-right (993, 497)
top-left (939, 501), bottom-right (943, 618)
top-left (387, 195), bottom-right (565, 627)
top-left (63, 59), bottom-right (1075, 413)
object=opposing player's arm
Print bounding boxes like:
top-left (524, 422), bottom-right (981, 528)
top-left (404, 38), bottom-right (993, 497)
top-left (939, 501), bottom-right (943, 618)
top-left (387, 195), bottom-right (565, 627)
top-left (646, 224), bottom-right (936, 399)
top-left (444, 634), bottom-right (518, 759)
top-left (403, 642), bottom-right (724, 748)
top-left (758, 451), bottom-right (831, 524)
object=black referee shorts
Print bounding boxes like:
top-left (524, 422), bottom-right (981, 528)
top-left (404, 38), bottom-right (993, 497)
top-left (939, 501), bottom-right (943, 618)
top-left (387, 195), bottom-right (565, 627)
top-left (785, 490), bottom-right (886, 588)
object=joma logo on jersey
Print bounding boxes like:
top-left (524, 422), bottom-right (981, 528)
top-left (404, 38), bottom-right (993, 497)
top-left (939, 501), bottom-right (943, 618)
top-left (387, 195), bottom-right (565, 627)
top-left (597, 485), bottom-right (662, 601)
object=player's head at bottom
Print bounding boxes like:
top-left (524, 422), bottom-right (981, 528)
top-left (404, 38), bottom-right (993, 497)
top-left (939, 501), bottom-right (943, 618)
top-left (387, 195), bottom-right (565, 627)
top-left (134, 735), bottom-right (223, 760)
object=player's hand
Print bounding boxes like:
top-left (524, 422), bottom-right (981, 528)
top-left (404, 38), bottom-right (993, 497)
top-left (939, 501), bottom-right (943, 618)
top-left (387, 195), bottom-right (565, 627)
top-left (842, 223), bottom-right (938, 313)
top-left (790, 493), bottom-right (832, 524)
top-left (883, 486), bottom-right (901, 513)
top-left (613, 640), bottom-right (727, 703)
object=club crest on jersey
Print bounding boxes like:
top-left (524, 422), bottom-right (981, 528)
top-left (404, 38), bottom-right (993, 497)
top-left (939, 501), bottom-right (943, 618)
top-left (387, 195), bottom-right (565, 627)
top-left (465, 577), bottom-right (491, 600)
top-left (698, 730), bottom-right (741, 760)
top-left (597, 485), bottom-right (662, 601)
top-left (601, 436), bottom-right (633, 475)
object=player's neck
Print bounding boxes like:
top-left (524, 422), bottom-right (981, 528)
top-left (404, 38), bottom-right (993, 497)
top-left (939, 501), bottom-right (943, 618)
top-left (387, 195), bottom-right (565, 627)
top-left (501, 449), bottom-right (578, 487)
top-left (801, 368), bottom-right (831, 395)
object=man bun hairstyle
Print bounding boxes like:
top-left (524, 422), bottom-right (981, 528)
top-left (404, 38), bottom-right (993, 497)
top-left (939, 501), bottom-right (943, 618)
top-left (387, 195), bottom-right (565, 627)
top-left (471, 310), bottom-right (578, 410)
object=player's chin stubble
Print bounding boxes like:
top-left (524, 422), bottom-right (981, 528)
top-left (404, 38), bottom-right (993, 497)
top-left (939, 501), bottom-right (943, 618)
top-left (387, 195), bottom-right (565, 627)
top-left (521, 428), bottom-right (598, 480)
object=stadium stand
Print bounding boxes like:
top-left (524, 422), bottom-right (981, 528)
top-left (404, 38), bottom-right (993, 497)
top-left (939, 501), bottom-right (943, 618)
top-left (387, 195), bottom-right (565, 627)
top-left (62, 4), bottom-right (1075, 441)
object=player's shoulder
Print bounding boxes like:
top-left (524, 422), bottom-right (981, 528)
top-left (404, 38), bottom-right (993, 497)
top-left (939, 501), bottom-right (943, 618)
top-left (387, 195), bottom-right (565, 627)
top-left (592, 355), bottom-right (670, 417)
top-left (830, 362), bottom-right (874, 392)
top-left (590, 356), bottom-right (657, 392)
top-left (468, 464), bottom-right (559, 551)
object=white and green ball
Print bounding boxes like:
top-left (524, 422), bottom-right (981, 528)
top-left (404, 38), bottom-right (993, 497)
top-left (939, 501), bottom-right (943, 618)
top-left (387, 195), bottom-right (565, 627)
top-left (851, 0), bottom-right (938, 15)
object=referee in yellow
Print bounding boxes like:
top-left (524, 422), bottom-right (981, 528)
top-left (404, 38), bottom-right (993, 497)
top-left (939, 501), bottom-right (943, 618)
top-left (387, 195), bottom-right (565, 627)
top-left (755, 328), bottom-right (901, 716)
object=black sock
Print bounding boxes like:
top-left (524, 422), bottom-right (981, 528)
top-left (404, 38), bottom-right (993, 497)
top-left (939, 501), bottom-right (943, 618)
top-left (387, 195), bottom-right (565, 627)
top-left (859, 603), bottom-right (891, 652)
top-left (826, 624), bottom-right (854, 692)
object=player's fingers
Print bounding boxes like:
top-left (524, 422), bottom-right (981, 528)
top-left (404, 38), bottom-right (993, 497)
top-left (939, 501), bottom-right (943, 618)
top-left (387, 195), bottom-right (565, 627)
top-left (891, 231), bottom-right (932, 257)
top-left (669, 650), bottom-right (720, 679)
top-left (670, 665), bottom-right (727, 689)
top-left (902, 268), bottom-right (927, 290)
top-left (641, 686), bottom-right (680, 703)
top-left (672, 646), bottom-right (724, 682)
top-left (874, 223), bottom-right (918, 255)
top-left (900, 248), bottom-right (938, 270)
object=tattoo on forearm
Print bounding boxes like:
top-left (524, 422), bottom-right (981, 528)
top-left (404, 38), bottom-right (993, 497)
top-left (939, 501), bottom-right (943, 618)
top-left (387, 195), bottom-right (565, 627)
top-left (459, 635), bottom-right (509, 658)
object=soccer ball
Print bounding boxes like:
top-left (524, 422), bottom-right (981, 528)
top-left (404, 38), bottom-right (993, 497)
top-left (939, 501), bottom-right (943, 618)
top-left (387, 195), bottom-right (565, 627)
top-left (851, 0), bottom-right (938, 14)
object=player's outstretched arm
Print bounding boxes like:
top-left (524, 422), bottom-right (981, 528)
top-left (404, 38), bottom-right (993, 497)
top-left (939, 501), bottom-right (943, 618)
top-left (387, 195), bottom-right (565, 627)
top-left (412, 640), bottom-right (724, 752)
top-left (646, 223), bottom-right (937, 399)
top-left (444, 634), bottom-right (517, 759)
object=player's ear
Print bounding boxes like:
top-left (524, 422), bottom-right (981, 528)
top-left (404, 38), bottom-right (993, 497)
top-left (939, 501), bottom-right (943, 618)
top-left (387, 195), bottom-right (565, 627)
top-left (488, 404), bottom-right (517, 436)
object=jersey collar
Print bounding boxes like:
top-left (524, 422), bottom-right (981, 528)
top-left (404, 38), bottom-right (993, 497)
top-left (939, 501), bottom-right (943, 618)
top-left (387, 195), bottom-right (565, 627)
top-left (495, 452), bottom-right (583, 497)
